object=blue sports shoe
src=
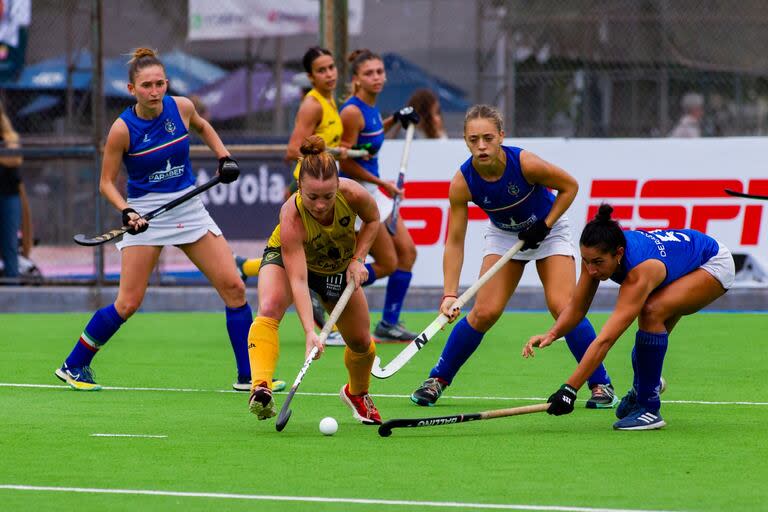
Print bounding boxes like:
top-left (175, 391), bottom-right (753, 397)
top-left (55, 363), bottom-right (101, 391)
top-left (616, 388), bottom-right (638, 419)
top-left (613, 407), bottom-right (666, 430)
top-left (616, 376), bottom-right (667, 419)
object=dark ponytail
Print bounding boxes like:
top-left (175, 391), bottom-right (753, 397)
top-left (580, 204), bottom-right (626, 254)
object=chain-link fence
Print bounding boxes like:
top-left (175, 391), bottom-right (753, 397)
top-left (4, 1), bottom-right (768, 141)
top-left (1, 0), bottom-right (767, 284)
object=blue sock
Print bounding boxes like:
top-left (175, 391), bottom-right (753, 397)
top-left (226, 302), bottom-right (253, 378)
top-left (634, 330), bottom-right (668, 412)
top-left (631, 346), bottom-right (639, 391)
top-left (382, 269), bottom-right (412, 325)
top-left (563, 317), bottom-right (611, 388)
top-left (65, 304), bottom-right (125, 367)
top-left (429, 317), bottom-right (485, 385)
top-left (362, 263), bottom-right (377, 287)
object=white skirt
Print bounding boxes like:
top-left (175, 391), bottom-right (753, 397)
top-left (115, 186), bottom-right (222, 250)
top-left (482, 215), bottom-right (576, 261)
top-left (354, 182), bottom-right (394, 231)
top-left (700, 241), bottom-right (736, 289)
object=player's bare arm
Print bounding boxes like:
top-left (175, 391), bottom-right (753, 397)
top-left (99, 120), bottom-right (133, 213)
top-left (176, 96), bottom-right (229, 159)
top-left (340, 178), bottom-right (380, 287)
top-left (564, 261), bottom-right (664, 389)
top-left (286, 97), bottom-right (323, 162)
top-left (340, 106), bottom-right (397, 194)
top-left (280, 203), bottom-right (324, 359)
top-left (519, 150), bottom-right (578, 228)
top-left (523, 262), bottom-right (599, 357)
top-left (441, 171), bottom-right (471, 320)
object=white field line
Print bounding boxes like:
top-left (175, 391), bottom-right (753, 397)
top-left (1, 382), bottom-right (766, 406)
top-left (90, 434), bottom-right (167, 438)
top-left (0, 484), bottom-right (680, 512)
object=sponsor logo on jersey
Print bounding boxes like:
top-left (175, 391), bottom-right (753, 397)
top-left (148, 159), bottom-right (185, 183)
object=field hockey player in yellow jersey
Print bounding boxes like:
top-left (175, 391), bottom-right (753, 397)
top-left (234, 47), bottom-right (348, 345)
top-left (246, 135), bottom-right (384, 425)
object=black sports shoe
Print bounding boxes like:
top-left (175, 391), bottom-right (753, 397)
top-left (373, 320), bottom-right (417, 342)
top-left (410, 377), bottom-right (447, 406)
top-left (585, 383), bottom-right (618, 409)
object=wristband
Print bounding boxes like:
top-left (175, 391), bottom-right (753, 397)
top-left (441, 294), bottom-right (458, 302)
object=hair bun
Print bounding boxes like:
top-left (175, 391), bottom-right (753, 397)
top-left (300, 135), bottom-right (326, 156)
top-left (596, 203), bottom-right (614, 222)
top-left (347, 48), bottom-right (370, 63)
top-left (131, 47), bottom-right (157, 61)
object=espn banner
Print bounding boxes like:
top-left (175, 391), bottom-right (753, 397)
top-left (373, 137), bottom-right (768, 288)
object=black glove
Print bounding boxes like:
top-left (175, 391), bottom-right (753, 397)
top-left (547, 384), bottom-right (577, 416)
top-left (518, 219), bottom-right (551, 250)
top-left (218, 156), bottom-right (240, 184)
top-left (122, 208), bottom-right (148, 235)
top-left (392, 106), bottom-right (420, 128)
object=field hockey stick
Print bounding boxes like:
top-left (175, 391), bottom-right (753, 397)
top-left (275, 280), bottom-right (356, 432)
top-left (371, 240), bottom-right (525, 379)
top-left (378, 402), bottom-right (550, 437)
top-left (73, 176), bottom-right (222, 246)
top-left (327, 147), bottom-right (370, 159)
top-left (725, 189), bottom-right (768, 201)
top-left (385, 122), bottom-right (416, 236)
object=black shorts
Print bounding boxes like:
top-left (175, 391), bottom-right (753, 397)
top-left (260, 246), bottom-right (348, 302)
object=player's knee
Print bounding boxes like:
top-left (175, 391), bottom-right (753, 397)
top-left (115, 297), bottom-right (142, 318)
top-left (345, 334), bottom-right (371, 353)
top-left (376, 254), bottom-right (397, 278)
top-left (398, 244), bottom-right (417, 269)
top-left (639, 299), bottom-right (667, 328)
top-left (219, 278), bottom-right (246, 306)
top-left (257, 297), bottom-right (285, 319)
top-left (468, 307), bottom-right (502, 331)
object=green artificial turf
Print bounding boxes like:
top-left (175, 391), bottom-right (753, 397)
top-left (1, 312), bottom-right (766, 511)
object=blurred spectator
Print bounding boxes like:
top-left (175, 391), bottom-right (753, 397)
top-left (0, 100), bottom-right (23, 278)
top-left (393, 88), bottom-right (448, 139)
top-left (669, 92), bottom-right (704, 138)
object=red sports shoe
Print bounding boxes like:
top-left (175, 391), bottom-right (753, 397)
top-left (339, 384), bottom-right (382, 425)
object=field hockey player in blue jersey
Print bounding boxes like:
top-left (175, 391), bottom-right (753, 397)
top-left (524, 204), bottom-right (735, 430)
top-left (339, 48), bottom-right (420, 343)
top-left (411, 104), bottom-right (618, 409)
top-left (54, 48), bottom-right (284, 393)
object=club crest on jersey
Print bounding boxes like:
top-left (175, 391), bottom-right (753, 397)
top-left (507, 183), bottom-right (520, 196)
top-left (339, 216), bottom-right (350, 227)
top-left (164, 118), bottom-right (176, 135)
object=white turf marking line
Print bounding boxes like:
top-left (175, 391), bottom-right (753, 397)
top-left (1, 382), bottom-right (766, 407)
top-left (0, 484), bottom-right (678, 512)
top-left (90, 434), bottom-right (167, 439)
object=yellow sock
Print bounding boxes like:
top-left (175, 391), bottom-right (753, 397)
top-left (247, 316), bottom-right (280, 390)
top-left (344, 341), bottom-right (376, 395)
top-left (242, 257), bottom-right (262, 277)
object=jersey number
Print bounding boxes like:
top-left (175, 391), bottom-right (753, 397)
top-left (650, 230), bottom-right (691, 242)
